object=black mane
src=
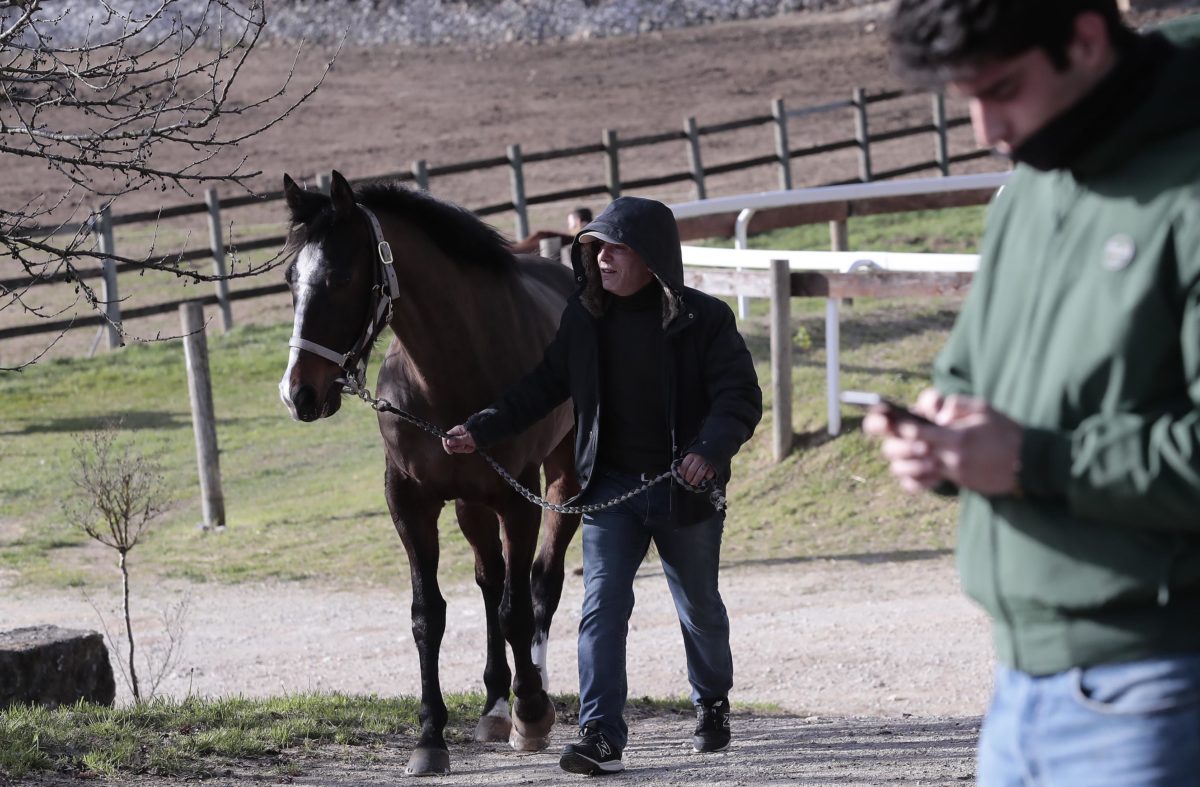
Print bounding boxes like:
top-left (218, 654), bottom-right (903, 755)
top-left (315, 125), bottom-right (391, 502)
top-left (357, 182), bottom-right (516, 272)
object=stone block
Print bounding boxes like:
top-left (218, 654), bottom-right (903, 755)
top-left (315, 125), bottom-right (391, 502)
top-left (0, 625), bottom-right (116, 708)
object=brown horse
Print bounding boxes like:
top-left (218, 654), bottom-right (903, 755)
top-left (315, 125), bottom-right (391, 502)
top-left (277, 171), bottom-right (581, 775)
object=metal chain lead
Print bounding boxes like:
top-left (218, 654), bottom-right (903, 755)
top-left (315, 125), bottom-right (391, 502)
top-left (344, 379), bottom-right (726, 515)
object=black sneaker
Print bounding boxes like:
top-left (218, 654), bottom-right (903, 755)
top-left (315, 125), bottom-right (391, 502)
top-left (693, 697), bottom-right (731, 752)
top-left (559, 725), bottom-right (624, 775)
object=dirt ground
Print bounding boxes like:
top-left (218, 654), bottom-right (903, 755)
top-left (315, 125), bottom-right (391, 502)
top-left (2, 554), bottom-right (992, 784)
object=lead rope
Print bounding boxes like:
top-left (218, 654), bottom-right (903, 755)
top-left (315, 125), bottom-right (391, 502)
top-left (343, 377), bottom-right (727, 515)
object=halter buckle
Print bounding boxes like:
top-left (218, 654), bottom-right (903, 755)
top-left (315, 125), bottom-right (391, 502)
top-left (378, 241), bottom-right (394, 266)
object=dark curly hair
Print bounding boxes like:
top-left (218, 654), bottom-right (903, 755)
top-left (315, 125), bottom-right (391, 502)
top-left (888, 0), bottom-right (1132, 82)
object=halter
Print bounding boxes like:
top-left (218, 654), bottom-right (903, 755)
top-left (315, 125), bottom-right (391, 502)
top-left (287, 204), bottom-right (400, 389)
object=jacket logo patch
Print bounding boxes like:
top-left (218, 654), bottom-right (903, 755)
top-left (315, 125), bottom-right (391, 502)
top-left (1103, 234), bottom-right (1136, 271)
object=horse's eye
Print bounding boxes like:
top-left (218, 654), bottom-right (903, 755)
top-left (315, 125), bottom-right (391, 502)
top-left (284, 263), bottom-right (296, 285)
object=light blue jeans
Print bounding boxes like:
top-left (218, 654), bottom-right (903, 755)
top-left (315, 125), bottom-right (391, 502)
top-left (576, 468), bottom-right (732, 749)
top-left (978, 654), bottom-right (1200, 786)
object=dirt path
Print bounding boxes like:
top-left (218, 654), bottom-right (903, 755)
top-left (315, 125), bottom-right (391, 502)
top-left (4, 554), bottom-right (990, 784)
top-left (2, 554), bottom-right (991, 718)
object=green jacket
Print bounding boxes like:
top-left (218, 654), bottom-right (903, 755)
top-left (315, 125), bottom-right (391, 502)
top-left (934, 22), bottom-right (1200, 675)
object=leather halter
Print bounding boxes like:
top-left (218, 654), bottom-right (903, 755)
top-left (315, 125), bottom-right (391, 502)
top-left (287, 204), bottom-right (400, 389)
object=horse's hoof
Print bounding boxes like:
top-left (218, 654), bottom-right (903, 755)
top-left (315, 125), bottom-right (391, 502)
top-left (509, 725), bottom-right (550, 752)
top-left (405, 746), bottom-right (450, 776)
top-left (512, 695), bottom-right (556, 740)
top-left (474, 714), bottom-right (513, 743)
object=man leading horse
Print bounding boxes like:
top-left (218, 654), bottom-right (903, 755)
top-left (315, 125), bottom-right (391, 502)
top-left (443, 196), bottom-right (762, 776)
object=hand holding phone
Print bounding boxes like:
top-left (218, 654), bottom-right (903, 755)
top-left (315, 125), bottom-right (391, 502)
top-left (839, 390), bottom-right (935, 427)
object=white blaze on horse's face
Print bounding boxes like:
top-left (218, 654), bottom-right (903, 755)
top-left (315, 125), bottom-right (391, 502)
top-left (278, 242), bottom-right (326, 419)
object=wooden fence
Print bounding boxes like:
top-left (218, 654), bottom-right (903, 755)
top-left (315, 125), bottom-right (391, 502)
top-left (0, 87), bottom-right (995, 343)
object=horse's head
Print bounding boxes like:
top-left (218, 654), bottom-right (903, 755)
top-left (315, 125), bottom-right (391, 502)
top-left (278, 170), bottom-right (379, 422)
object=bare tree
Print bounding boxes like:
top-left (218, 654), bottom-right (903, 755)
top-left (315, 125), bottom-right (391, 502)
top-left (0, 0), bottom-right (334, 369)
top-left (63, 423), bottom-right (170, 702)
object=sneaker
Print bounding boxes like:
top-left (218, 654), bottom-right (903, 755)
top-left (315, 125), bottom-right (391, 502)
top-left (559, 724), bottom-right (624, 775)
top-left (693, 697), bottom-right (731, 752)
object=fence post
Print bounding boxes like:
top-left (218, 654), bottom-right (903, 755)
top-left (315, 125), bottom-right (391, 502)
top-left (769, 258), bottom-right (793, 463)
top-left (94, 205), bottom-right (121, 351)
top-left (603, 128), bottom-right (621, 200)
top-left (826, 220), bottom-right (848, 436)
top-left (771, 98), bottom-right (792, 191)
top-left (180, 301), bottom-right (226, 531)
top-left (508, 143), bottom-right (529, 241)
top-left (411, 159), bottom-right (429, 191)
top-left (317, 173), bottom-right (332, 194)
top-left (931, 93), bottom-right (950, 176)
top-left (204, 188), bottom-right (233, 332)
top-left (825, 297), bottom-right (842, 436)
top-left (853, 87), bottom-right (872, 183)
top-left (684, 116), bottom-right (706, 201)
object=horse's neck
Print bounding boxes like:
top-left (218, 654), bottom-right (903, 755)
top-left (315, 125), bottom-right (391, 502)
top-left (381, 219), bottom-right (533, 406)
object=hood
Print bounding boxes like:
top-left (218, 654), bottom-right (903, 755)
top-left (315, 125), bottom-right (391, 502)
top-left (569, 196), bottom-right (684, 327)
top-left (1070, 20), bottom-right (1200, 178)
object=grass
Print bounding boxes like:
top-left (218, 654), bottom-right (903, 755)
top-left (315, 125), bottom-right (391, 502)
top-left (0, 207), bottom-right (983, 590)
top-left (0, 692), bottom-right (699, 779)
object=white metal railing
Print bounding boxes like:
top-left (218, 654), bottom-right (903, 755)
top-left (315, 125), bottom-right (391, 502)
top-left (670, 171), bottom-right (1009, 220)
top-left (670, 172), bottom-right (1008, 437)
top-left (680, 245), bottom-right (979, 272)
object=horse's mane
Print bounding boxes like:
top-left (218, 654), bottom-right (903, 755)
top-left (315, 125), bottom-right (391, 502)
top-left (284, 182), bottom-right (518, 273)
top-left (358, 183), bottom-right (516, 272)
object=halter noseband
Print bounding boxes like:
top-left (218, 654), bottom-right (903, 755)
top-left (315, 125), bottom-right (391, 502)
top-left (287, 204), bottom-right (400, 389)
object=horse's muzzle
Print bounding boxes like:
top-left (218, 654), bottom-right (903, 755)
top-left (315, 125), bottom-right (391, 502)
top-left (289, 383), bottom-right (342, 422)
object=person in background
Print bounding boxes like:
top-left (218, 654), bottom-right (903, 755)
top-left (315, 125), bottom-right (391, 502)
top-left (866, 2), bottom-right (1200, 784)
top-left (507, 206), bottom-right (594, 255)
top-left (443, 196), bottom-right (761, 776)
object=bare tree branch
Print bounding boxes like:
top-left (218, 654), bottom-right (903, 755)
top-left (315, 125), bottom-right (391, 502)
top-left (1, 0), bottom-right (335, 368)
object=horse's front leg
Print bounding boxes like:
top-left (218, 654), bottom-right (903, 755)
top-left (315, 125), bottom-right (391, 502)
top-left (385, 461), bottom-right (452, 776)
top-left (531, 431), bottom-right (582, 691)
top-left (497, 468), bottom-right (556, 751)
top-left (454, 499), bottom-right (514, 743)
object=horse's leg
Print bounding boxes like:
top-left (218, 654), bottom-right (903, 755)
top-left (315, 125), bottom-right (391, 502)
top-left (385, 460), bottom-right (452, 776)
top-left (454, 499), bottom-right (515, 743)
top-left (530, 430), bottom-right (582, 694)
top-left (498, 468), bottom-right (557, 751)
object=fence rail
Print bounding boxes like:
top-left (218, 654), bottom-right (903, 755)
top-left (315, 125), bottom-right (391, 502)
top-left (4, 87), bottom-right (997, 344)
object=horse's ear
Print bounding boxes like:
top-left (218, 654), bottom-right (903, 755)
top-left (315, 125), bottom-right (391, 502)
top-left (329, 170), bottom-right (356, 219)
top-left (283, 173), bottom-right (325, 225)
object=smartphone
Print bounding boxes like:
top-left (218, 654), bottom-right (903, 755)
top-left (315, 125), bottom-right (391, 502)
top-left (839, 390), bottom-right (935, 426)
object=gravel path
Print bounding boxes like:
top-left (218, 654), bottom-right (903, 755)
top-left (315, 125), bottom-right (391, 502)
top-left (4, 554), bottom-right (990, 784)
top-left (2, 553), bottom-right (992, 716)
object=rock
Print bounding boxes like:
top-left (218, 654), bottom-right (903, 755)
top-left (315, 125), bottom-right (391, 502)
top-left (0, 625), bottom-right (116, 708)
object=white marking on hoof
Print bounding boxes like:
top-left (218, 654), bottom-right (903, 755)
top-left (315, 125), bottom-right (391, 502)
top-left (485, 698), bottom-right (511, 721)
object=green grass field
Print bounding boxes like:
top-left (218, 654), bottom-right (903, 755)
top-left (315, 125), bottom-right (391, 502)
top-left (0, 207), bottom-right (983, 590)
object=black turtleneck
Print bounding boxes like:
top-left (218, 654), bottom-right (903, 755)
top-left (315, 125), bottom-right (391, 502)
top-left (596, 281), bottom-right (672, 474)
top-left (1013, 32), bottom-right (1172, 175)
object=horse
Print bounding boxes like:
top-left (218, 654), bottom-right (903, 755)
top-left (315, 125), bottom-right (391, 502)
top-left (277, 170), bottom-right (581, 775)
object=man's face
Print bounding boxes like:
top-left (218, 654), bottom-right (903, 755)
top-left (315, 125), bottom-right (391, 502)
top-left (595, 241), bottom-right (654, 297)
top-left (951, 47), bottom-right (1103, 155)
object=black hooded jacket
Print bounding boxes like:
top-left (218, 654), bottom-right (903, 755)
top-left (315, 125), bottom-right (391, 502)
top-left (465, 196), bottom-right (763, 526)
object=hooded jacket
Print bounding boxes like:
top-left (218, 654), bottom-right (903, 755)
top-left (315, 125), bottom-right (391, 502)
top-left (933, 21), bottom-right (1200, 675)
top-left (465, 196), bottom-right (762, 526)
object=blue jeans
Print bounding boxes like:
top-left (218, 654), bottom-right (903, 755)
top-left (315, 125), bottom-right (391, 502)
top-left (576, 469), bottom-right (733, 749)
top-left (978, 655), bottom-right (1200, 786)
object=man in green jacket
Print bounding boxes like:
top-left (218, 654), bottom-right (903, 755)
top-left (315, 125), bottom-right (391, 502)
top-left (867, 1), bottom-right (1200, 784)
